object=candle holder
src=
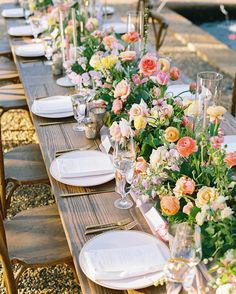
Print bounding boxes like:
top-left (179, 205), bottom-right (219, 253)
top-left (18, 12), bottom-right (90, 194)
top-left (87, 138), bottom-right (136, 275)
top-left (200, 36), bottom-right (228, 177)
top-left (84, 122), bottom-right (97, 139)
top-left (52, 53), bottom-right (63, 76)
top-left (89, 107), bottom-right (106, 133)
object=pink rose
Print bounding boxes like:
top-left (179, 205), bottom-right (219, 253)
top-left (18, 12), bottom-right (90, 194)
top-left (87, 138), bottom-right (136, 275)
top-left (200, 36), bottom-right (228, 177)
top-left (210, 136), bottom-right (224, 148)
top-left (135, 157), bottom-right (148, 174)
top-left (174, 176), bottom-right (195, 197)
top-left (156, 71), bottom-right (169, 85)
top-left (112, 98), bottom-right (123, 115)
top-left (182, 116), bottom-right (193, 130)
top-left (189, 82), bottom-right (202, 94)
top-left (103, 35), bottom-right (117, 49)
top-left (114, 80), bottom-right (130, 102)
top-left (170, 67), bottom-right (180, 81)
top-left (110, 122), bottom-right (122, 142)
top-left (176, 137), bottom-right (198, 157)
top-left (139, 54), bottom-right (159, 77)
top-left (132, 74), bottom-right (142, 85)
top-left (119, 51), bottom-right (136, 62)
top-left (119, 118), bottom-right (132, 138)
top-left (183, 202), bottom-right (194, 215)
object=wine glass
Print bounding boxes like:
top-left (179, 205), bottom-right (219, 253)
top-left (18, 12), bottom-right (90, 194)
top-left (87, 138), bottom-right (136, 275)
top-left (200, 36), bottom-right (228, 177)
top-left (71, 91), bottom-right (89, 132)
top-left (43, 36), bottom-right (53, 65)
top-left (127, 11), bottom-right (144, 54)
top-left (29, 16), bottom-right (42, 43)
top-left (113, 137), bottom-right (136, 209)
top-left (165, 223), bottom-right (202, 291)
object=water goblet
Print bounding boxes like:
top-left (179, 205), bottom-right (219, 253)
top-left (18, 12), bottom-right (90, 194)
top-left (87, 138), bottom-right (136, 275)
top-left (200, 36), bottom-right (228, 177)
top-left (70, 91), bottom-right (89, 132)
top-left (29, 16), bottom-right (42, 43)
top-left (43, 36), bottom-right (53, 65)
top-left (113, 137), bottom-right (136, 209)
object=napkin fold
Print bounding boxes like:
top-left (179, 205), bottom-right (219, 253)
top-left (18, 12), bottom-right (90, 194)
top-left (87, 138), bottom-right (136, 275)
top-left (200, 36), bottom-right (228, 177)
top-left (2, 8), bottom-right (24, 17)
top-left (34, 96), bottom-right (72, 114)
top-left (15, 43), bottom-right (45, 57)
top-left (84, 244), bottom-right (166, 281)
top-left (8, 25), bottom-right (33, 36)
top-left (57, 155), bottom-right (114, 178)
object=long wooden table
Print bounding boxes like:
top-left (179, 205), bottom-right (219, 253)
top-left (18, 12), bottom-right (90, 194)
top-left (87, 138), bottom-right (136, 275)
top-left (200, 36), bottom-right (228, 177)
top-left (3, 7), bottom-right (236, 294)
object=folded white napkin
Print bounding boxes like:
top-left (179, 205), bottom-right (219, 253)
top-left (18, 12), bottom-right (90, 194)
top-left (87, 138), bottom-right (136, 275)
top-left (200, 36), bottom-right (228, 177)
top-left (84, 244), bottom-right (166, 281)
top-left (8, 25), bottom-right (33, 36)
top-left (57, 155), bottom-right (114, 178)
top-left (34, 96), bottom-right (72, 114)
top-left (2, 8), bottom-right (24, 17)
top-left (15, 43), bottom-right (45, 57)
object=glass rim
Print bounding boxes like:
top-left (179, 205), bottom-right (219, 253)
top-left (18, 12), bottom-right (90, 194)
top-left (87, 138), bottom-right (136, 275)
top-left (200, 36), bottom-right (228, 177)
top-left (197, 71), bottom-right (223, 81)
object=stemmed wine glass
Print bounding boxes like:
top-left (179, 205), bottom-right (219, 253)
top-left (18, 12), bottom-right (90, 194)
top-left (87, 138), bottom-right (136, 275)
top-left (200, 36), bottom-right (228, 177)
top-left (29, 16), bottom-right (42, 43)
top-left (43, 36), bottom-right (53, 65)
top-left (113, 137), bottom-right (136, 210)
top-left (165, 223), bottom-right (202, 292)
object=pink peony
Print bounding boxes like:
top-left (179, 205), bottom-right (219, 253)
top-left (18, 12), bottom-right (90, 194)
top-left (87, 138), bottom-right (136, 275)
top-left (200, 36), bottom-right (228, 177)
top-left (183, 202), bottom-right (194, 215)
top-left (112, 98), bottom-right (123, 114)
top-left (210, 136), bottom-right (224, 148)
top-left (139, 54), bottom-right (159, 77)
top-left (170, 67), bottom-right (180, 81)
top-left (114, 80), bottom-right (130, 101)
top-left (156, 71), bottom-right (169, 85)
top-left (176, 137), bottom-right (198, 157)
top-left (119, 51), bottom-right (136, 62)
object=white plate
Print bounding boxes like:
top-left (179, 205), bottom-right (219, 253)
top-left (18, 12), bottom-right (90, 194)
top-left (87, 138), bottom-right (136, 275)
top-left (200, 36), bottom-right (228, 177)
top-left (102, 22), bottom-right (127, 34)
top-left (31, 96), bottom-right (73, 118)
top-left (50, 150), bottom-right (115, 186)
top-left (167, 84), bottom-right (194, 101)
top-left (102, 6), bottom-right (115, 15)
top-left (56, 76), bottom-right (75, 87)
top-left (79, 230), bottom-right (170, 290)
top-left (8, 25), bottom-right (32, 36)
top-left (15, 43), bottom-right (45, 57)
top-left (222, 135), bottom-right (236, 153)
top-left (2, 8), bottom-right (27, 18)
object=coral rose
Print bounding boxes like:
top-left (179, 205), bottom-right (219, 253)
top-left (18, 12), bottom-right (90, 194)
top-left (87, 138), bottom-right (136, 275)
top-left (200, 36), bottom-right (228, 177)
top-left (114, 80), bottom-right (130, 101)
top-left (139, 54), bottom-right (159, 77)
top-left (174, 176), bottom-right (195, 197)
top-left (196, 186), bottom-right (218, 208)
top-left (224, 152), bottom-right (236, 168)
top-left (121, 31), bottom-right (139, 43)
top-left (119, 51), bottom-right (136, 62)
top-left (176, 137), bottom-right (198, 157)
top-left (112, 98), bottom-right (123, 114)
top-left (160, 196), bottom-right (180, 216)
top-left (164, 127), bottom-right (180, 143)
top-left (133, 115), bottom-right (147, 130)
top-left (170, 67), bottom-right (180, 81)
top-left (103, 35), bottom-right (117, 49)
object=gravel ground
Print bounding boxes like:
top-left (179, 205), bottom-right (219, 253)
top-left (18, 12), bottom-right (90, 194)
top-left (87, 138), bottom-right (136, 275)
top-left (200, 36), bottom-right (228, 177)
top-left (0, 0), bottom-right (234, 293)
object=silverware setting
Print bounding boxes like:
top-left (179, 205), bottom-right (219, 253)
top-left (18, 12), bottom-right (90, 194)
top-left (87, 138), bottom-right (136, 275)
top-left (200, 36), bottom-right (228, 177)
top-left (39, 120), bottom-right (75, 127)
top-left (60, 189), bottom-right (115, 198)
top-left (85, 218), bottom-right (132, 230)
top-left (84, 220), bottom-right (137, 235)
top-left (55, 144), bottom-right (98, 157)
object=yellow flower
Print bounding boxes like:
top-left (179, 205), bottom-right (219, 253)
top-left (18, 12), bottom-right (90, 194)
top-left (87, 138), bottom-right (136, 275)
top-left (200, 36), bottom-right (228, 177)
top-left (134, 116), bottom-right (147, 130)
top-left (101, 55), bottom-right (118, 69)
top-left (164, 127), bottom-right (179, 142)
top-left (89, 54), bottom-right (102, 70)
top-left (65, 25), bottom-right (73, 35)
top-left (207, 105), bottom-right (226, 122)
top-left (47, 16), bottom-right (56, 26)
top-left (196, 186), bottom-right (218, 208)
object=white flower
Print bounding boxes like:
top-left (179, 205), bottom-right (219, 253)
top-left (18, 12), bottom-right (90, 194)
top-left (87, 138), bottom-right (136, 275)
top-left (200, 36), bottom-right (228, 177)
top-left (216, 283), bottom-right (234, 294)
top-left (221, 207), bottom-right (233, 219)
top-left (196, 211), bottom-right (206, 226)
top-left (119, 118), bottom-right (132, 138)
top-left (150, 146), bottom-right (168, 167)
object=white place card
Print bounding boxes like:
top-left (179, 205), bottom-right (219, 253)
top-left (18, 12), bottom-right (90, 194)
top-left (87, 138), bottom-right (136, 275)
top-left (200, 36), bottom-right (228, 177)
top-left (145, 207), bottom-right (166, 231)
top-left (100, 135), bottom-right (112, 154)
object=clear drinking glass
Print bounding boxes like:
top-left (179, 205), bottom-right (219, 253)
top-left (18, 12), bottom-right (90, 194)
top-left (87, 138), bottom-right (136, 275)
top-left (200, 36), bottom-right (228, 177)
top-left (71, 91), bottom-right (89, 132)
top-left (165, 223), bottom-right (202, 289)
top-left (113, 137), bottom-right (136, 209)
top-left (195, 71), bottom-right (223, 131)
top-left (127, 11), bottom-right (144, 53)
top-left (43, 36), bottom-right (53, 65)
top-left (29, 16), bottom-right (42, 43)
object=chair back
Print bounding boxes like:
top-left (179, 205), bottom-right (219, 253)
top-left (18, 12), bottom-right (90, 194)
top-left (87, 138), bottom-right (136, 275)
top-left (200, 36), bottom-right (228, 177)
top-left (0, 211), bottom-right (17, 294)
top-left (150, 11), bottom-right (169, 51)
top-left (0, 122), bottom-right (7, 218)
top-left (231, 74), bottom-right (236, 116)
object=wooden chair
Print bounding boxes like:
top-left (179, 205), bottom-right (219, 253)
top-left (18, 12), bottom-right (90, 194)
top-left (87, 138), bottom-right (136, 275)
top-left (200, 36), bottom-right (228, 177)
top-left (0, 84), bottom-right (28, 115)
top-left (231, 74), bottom-right (236, 116)
top-left (0, 122), bottom-right (49, 218)
top-left (0, 61), bottom-right (19, 83)
top-left (0, 38), bottom-right (12, 59)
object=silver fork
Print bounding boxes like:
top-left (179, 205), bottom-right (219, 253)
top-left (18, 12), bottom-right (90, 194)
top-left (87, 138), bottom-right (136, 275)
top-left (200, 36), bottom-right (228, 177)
top-left (85, 220), bottom-right (138, 235)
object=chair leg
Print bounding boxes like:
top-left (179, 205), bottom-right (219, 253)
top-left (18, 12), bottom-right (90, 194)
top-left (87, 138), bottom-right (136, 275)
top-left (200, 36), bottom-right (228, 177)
top-left (14, 264), bottom-right (28, 285)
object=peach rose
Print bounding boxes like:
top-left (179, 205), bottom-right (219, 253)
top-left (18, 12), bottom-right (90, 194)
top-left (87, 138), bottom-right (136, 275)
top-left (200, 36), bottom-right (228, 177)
top-left (207, 105), bottom-right (226, 122)
top-left (135, 157), bottom-right (149, 174)
top-left (110, 121), bottom-right (122, 142)
top-left (176, 137), bottom-right (198, 157)
top-left (129, 101), bottom-right (148, 120)
top-left (174, 176), bottom-right (195, 197)
top-left (121, 31), bottom-right (139, 43)
top-left (159, 58), bottom-right (170, 73)
top-left (224, 152), bottom-right (236, 168)
top-left (160, 196), bottom-right (180, 216)
top-left (164, 127), bottom-right (179, 143)
top-left (170, 67), bottom-right (180, 81)
top-left (103, 35), bottom-right (117, 49)
top-left (139, 54), bottom-right (159, 77)
top-left (114, 80), bottom-right (130, 102)
top-left (119, 51), bottom-right (136, 62)
top-left (112, 98), bottom-right (123, 114)
top-left (183, 202), bottom-right (194, 215)
top-left (196, 186), bottom-right (218, 208)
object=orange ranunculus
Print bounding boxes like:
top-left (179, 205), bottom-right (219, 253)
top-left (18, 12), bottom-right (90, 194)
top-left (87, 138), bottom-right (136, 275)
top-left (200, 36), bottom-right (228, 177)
top-left (139, 54), bottom-right (159, 77)
top-left (160, 196), bottom-right (180, 216)
top-left (176, 137), bottom-right (198, 157)
top-left (164, 127), bottom-right (179, 143)
top-left (224, 152), bottom-right (236, 168)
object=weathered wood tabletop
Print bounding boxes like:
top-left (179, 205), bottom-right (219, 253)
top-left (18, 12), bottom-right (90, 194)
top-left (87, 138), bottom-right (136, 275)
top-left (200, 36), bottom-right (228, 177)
top-left (3, 7), bottom-right (236, 294)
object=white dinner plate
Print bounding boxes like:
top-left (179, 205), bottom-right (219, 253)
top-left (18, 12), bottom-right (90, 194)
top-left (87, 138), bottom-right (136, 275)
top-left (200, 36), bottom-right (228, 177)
top-left (79, 230), bottom-right (170, 290)
top-left (167, 84), bottom-right (194, 101)
top-left (2, 8), bottom-right (28, 18)
top-left (15, 43), bottom-right (45, 57)
top-left (222, 135), bottom-right (236, 153)
top-left (8, 25), bottom-right (33, 36)
top-left (31, 96), bottom-right (73, 118)
top-left (102, 22), bottom-right (127, 34)
top-left (50, 150), bottom-right (115, 187)
top-left (56, 76), bottom-right (75, 87)
top-left (102, 6), bottom-right (115, 15)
